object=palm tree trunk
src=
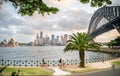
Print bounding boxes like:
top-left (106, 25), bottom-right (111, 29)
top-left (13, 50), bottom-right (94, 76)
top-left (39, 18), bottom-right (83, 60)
top-left (79, 50), bottom-right (85, 67)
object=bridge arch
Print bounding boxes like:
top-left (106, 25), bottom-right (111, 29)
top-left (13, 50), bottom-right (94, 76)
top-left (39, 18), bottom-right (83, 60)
top-left (88, 5), bottom-right (120, 37)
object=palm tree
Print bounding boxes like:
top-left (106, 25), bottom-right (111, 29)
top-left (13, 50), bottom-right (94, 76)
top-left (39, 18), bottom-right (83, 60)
top-left (64, 32), bottom-right (100, 67)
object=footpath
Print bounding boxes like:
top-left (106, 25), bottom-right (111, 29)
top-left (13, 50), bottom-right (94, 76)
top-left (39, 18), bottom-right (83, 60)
top-left (52, 67), bottom-right (70, 75)
top-left (49, 58), bottom-right (120, 75)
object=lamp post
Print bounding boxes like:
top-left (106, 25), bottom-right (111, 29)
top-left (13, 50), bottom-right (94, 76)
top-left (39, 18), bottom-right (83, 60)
top-left (112, 64), bottom-right (115, 76)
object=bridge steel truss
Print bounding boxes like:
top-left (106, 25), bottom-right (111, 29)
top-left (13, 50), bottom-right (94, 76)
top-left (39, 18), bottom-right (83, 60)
top-left (88, 5), bottom-right (120, 37)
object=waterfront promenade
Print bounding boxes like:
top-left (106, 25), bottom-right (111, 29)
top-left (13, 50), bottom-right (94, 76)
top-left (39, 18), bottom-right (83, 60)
top-left (1, 58), bottom-right (119, 76)
top-left (52, 58), bottom-right (120, 76)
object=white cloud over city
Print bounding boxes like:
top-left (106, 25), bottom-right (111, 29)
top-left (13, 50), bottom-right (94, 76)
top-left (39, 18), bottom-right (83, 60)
top-left (0, 0), bottom-right (119, 43)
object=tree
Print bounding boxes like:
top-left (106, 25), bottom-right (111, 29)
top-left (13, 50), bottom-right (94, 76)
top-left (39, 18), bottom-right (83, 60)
top-left (64, 32), bottom-right (100, 67)
top-left (108, 36), bottom-right (120, 48)
top-left (3, 0), bottom-right (112, 16)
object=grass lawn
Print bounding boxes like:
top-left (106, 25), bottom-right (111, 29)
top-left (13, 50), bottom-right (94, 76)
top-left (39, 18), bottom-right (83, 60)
top-left (0, 67), bottom-right (54, 76)
top-left (62, 68), bottom-right (100, 74)
top-left (112, 61), bottom-right (120, 67)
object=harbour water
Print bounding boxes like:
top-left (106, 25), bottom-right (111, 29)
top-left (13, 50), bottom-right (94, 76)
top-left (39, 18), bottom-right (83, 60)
top-left (0, 46), bottom-right (112, 61)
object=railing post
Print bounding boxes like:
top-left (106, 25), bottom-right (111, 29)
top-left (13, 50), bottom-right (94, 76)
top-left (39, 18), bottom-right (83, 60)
top-left (25, 60), bottom-right (27, 67)
top-left (31, 60), bottom-right (33, 67)
top-left (89, 58), bottom-right (91, 63)
top-left (2, 59), bottom-right (4, 66)
top-left (102, 57), bottom-right (104, 63)
top-left (67, 60), bottom-right (69, 65)
top-left (13, 60), bottom-right (15, 66)
top-left (53, 60), bottom-right (55, 66)
top-left (92, 58), bottom-right (94, 63)
top-left (47, 61), bottom-right (49, 66)
top-left (36, 61), bottom-right (38, 67)
top-left (71, 60), bottom-right (73, 65)
top-left (19, 60), bottom-right (21, 66)
top-left (39, 61), bottom-right (41, 66)
top-left (7, 60), bottom-right (9, 66)
top-left (75, 59), bottom-right (77, 64)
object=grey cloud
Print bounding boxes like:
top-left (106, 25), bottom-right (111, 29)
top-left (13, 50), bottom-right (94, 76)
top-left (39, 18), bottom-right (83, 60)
top-left (0, 2), bottom-right (25, 28)
top-left (18, 27), bottom-right (35, 35)
top-left (0, 6), bottom-right (11, 27)
top-left (0, 16), bottom-right (25, 28)
top-left (55, 8), bottom-right (91, 30)
top-left (0, 0), bottom-right (91, 33)
top-left (111, 0), bottom-right (120, 6)
top-left (28, 7), bottom-right (91, 32)
top-left (0, 28), bottom-right (14, 35)
top-left (0, 1), bottom-right (91, 33)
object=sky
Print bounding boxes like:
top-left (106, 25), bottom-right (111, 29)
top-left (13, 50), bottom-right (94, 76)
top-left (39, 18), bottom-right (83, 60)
top-left (0, 0), bottom-right (120, 43)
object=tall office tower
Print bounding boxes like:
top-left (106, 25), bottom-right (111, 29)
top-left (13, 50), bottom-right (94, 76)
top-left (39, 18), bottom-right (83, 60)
top-left (51, 34), bottom-right (55, 45)
top-left (60, 36), bottom-right (64, 45)
top-left (43, 34), bottom-right (49, 44)
top-left (38, 38), bottom-right (43, 46)
top-left (36, 33), bottom-right (39, 40)
top-left (63, 34), bottom-right (68, 45)
top-left (47, 37), bottom-right (51, 44)
top-left (56, 36), bottom-right (59, 42)
top-left (35, 39), bottom-right (39, 46)
top-left (35, 33), bottom-right (39, 45)
top-left (69, 35), bottom-right (71, 40)
top-left (40, 31), bottom-right (43, 38)
top-left (64, 34), bottom-right (68, 40)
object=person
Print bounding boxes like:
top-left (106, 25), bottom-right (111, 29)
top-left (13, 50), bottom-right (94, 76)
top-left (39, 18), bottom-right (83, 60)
top-left (41, 58), bottom-right (47, 67)
top-left (42, 59), bottom-right (46, 64)
top-left (59, 58), bottom-right (63, 68)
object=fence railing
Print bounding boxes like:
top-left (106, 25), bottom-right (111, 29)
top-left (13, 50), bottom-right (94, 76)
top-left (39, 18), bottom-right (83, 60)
top-left (0, 53), bottom-right (120, 67)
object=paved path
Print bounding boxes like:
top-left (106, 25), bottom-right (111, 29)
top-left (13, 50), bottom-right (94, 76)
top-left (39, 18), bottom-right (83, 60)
top-left (71, 67), bottom-right (120, 76)
top-left (52, 67), bottom-right (71, 75)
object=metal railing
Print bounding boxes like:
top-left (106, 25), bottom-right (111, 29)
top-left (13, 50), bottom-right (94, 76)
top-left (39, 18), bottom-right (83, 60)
top-left (0, 53), bottom-right (120, 67)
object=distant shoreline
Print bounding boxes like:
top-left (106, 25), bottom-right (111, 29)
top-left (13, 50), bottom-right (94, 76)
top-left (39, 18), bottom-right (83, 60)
top-left (88, 48), bottom-right (120, 53)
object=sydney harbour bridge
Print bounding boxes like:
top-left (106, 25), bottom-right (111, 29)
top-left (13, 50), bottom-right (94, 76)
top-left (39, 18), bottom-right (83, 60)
top-left (88, 5), bottom-right (120, 37)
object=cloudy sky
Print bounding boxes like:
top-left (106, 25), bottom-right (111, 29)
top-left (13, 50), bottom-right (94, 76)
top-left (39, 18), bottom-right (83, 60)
top-left (0, 0), bottom-right (120, 43)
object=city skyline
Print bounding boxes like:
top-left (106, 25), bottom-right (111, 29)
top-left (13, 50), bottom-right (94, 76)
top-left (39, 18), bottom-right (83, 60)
top-left (32, 31), bottom-right (69, 46)
top-left (0, 0), bottom-right (120, 43)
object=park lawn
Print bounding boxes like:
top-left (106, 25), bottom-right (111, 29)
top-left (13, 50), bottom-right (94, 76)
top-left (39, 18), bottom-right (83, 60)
top-left (62, 68), bottom-right (100, 74)
top-left (0, 67), bottom-right (54, 75)
top-left (112, 61), bottom-right (120, 67)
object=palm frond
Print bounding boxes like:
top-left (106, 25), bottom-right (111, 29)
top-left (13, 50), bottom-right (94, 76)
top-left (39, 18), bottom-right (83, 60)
top-left (64, 32), bottom-right (100, 52)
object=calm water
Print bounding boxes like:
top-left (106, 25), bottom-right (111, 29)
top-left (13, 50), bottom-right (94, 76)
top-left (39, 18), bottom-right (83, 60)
top-left (0, 46), bottom-right (111, 61)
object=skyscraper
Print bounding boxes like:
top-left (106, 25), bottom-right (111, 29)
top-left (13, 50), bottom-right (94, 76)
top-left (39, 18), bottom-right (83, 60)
top-left (51, 35), bottom-right (55, 45)
top-left (36, 33), bottom-right (39, 40)
top-left (60, 36), bottom-right (64, 45)
top-left (64, 34), bottom-right (68, 40)
top-left (40, 31), bottom-right (43, 38)
top-left (63, 34), bottom-right (68, 45)
top-left (56, 36), bottom-right (59, 42)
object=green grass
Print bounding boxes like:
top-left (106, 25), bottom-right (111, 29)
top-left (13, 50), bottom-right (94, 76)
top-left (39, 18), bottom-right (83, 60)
top-left (112, 61), bottom-right (120, 67)
top-left (62, 68), bottom-right (100, 74)
top-left (0, 67), bottom-right (54, 75)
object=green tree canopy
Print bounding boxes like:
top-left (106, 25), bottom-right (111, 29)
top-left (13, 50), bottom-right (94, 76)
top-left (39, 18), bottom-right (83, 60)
top-left (108, 36), bottom-right (120, 48)
top-left (4, 0), bottom-right (112, 16)
top-left (64, 32), bottom-right (100, 67)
